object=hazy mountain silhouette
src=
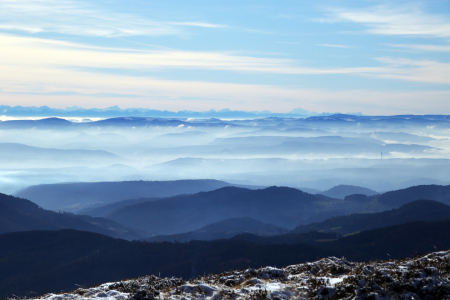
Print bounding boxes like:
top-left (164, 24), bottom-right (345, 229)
top-left (0, 117), bottom-right (73, 129)
top-left (0, 143), bottom-right (118, 160)
top-left (108, 186), bottom-right (321, 235)
top-left (146, 217), bottom-right (288, 242)
top-left (368, 131), bottom-right (435, 143)
top-left (378, 185), bottom-right (450, 207)
top-left (396, 178), bottom-right (450, 190)
top-left (79, 198), bottom-right (161, 217)
top-left (319, 184), bottom-right (379, 199)
top-left (203, 136), bottom-right (436, 157)
top-left (16, 180), bottom-right (235, 212)
top-left (144, 157), bottom-right (450, 193)
top-left (292, 200), bottom-right (450, 235)
top-left (0, 193), bottom-right (142, 239)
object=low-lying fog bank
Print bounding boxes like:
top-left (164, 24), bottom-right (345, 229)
top-left (0, 114), bottom-right (449, 194)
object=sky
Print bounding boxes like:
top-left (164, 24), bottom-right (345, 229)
top-left (1, 0), bottom-right (450, 114)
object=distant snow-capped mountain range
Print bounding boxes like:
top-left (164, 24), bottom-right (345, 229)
top-left (0, 105), bottom-right (362, 118)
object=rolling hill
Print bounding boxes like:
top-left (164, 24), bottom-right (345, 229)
top-left (0, 193), bottom-right (142, 240)
top-left (78, 197), bottom-right (161, 217)
top-left (108, 186), bottom-right (321, 234)
top-left (146, 217), bottom-right (289, 242)
top-left (16, 179), bottom-right (236, 212)
top-left (319, 184), bottom-right (379, 199)
top-left (377, 184), bottom-right (450, 207)
top-left (292, 200), bottom-right (450, 235)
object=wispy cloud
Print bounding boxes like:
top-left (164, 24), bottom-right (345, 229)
top-left (0, 0), bottom-right (223, 37)
top-left (0, 34), bottom-right (388, 76)
top-left (318, 44), bottom-right (351, 48)
top-left (1, 33), bottom-right (450, 114)
top-left (168, 22), bottom-right (226, 28)
top-left (388, 44), bottom-right (450, 52)
top-left (373, 57), bottom-right (450, 85)
top-left (323, 5), bottom-right (450, 38)
top-left (2, 33), bottom-right (450, 87)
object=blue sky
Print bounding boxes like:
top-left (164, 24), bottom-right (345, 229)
top-left (1, 0), bottom-right (450, 114)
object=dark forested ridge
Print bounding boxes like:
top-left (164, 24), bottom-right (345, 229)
top-left (292, 200), bottom-right (450, 235)
top-left (377, 184), bottom-right (450, 207)
top-left (198, 217), bottom-right (286, 233)
top-left (108, 186), bottom-right (322, 234)
top-left (146, 217), bottom-right (289, 242)
top-left (2, 219), bottom-right (450, 299)
top-left (229, 231), bottom-right (338, 245)
top-left (0, 193), bottom-right (142, 240)
top-left (0, 230), bottom-right (329, 299)
top-left (327, 220), bottom-right (450, 261)
top-left (15, 179), bottom-right (236, 211)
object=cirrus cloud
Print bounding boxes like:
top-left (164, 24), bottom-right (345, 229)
top-left (322, 5), bottom-right (450, 38)
top-left (0, 0), bottom-right (224, 37)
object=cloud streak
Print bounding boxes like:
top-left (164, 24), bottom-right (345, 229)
top-left (373, 57), bottom-right (450, 85)
top-left (0, 0), bottom-right (223, 37)
top-left (1, 34), bottom-right (387, 75)
top-left (388, 44), bottom-right (450, 52)
top-left (318, 44), bottom-right (351, 48)
top-left (4, 33), bottom-right (450, 85)
top-left (324, 5), bottom-right (450, 38)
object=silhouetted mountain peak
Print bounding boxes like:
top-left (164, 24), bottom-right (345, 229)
top-left (0, 192), bottom-right (141, 239)
top-left (394, 199), bottom-right (450, 213)
top-left (378, 184), bottom-right (450, 207)
top-left (0, 193), bottom-right (40, 212)
top-left (320, 184), bottom-right (378, 199)
top-left (36, 117), bottom-right (71, 123)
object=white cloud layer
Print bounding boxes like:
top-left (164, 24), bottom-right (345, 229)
top-left (1, 33), bottom-right (450, 114)
top-left (0, 34), bottom-right (387, 75)
top-left (2, 34), bottom-right (449, 83)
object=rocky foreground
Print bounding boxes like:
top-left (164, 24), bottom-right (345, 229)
top-left (24, 251), bottom-right (450, 300)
